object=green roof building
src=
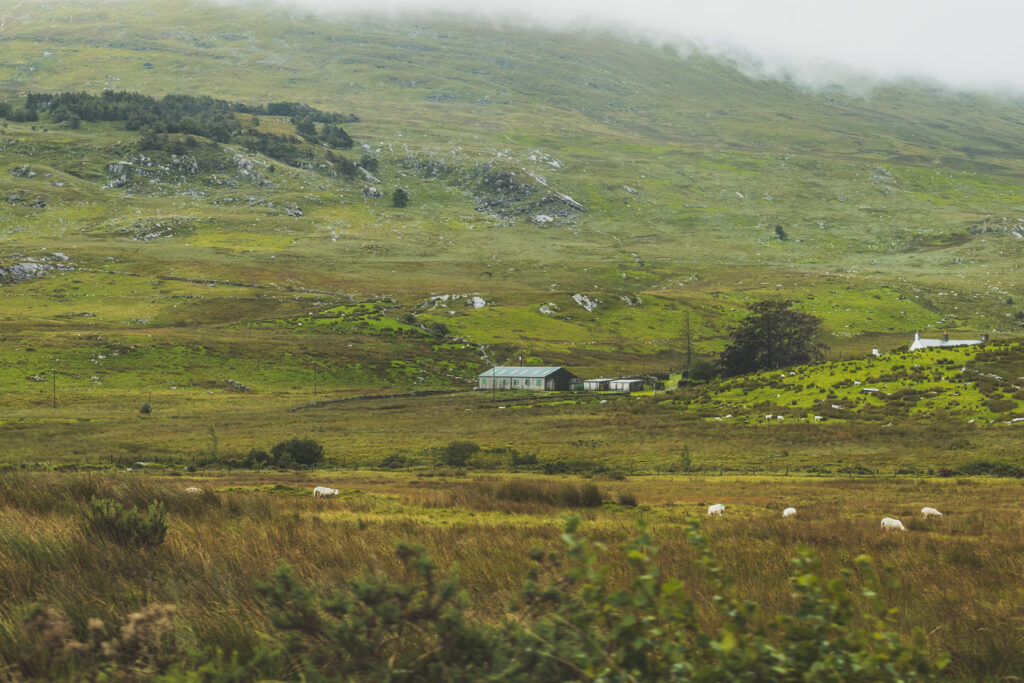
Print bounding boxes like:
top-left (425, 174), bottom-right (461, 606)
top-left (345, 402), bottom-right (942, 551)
top-left (478, 366), bottom-right (579, 391)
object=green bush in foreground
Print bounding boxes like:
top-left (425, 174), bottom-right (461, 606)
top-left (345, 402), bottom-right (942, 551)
top-left (20, 517), bottom-right (946, 681)
top-left (249, 517), bottom-right (947, 681)
top-left (87, 497), bottom-right (168, 549)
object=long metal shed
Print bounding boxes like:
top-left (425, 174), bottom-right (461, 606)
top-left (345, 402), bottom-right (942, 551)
top-left (609, 378), bottom-right (644, 393)
top-left (478, 366), bottom-right (579, 391)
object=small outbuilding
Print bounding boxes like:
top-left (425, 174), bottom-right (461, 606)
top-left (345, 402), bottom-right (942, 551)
top-left (609, 378), bottom-right (643, 393)
top-left (583, 378), bottom-right (614, 391)
top-left (478, 366), bottom-right (579, 391)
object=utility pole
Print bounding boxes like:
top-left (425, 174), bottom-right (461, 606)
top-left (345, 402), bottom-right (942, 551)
top-left (685, 312), bottom-right (693, 373)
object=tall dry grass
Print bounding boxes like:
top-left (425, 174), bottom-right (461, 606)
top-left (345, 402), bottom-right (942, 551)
top-left (0, 471), bottom-right (1020, 679)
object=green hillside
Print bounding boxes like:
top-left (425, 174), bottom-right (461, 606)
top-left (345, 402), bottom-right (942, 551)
top-left (2, 0), bottom-right (1023, 404)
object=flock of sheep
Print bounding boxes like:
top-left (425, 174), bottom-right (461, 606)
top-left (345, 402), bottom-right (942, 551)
top-left (186, 485), bottom-right (945, 532)
top-left (707, 503), bottom-right (943, 530)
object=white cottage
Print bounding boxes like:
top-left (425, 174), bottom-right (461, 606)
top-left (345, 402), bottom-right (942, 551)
top-left (908, 331), bottom-right (988, 351)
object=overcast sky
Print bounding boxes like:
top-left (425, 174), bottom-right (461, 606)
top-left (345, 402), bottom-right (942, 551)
top-left (250, 0), bottom-right (1024, 95)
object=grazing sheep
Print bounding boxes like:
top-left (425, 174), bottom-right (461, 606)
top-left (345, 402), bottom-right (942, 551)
top-left (184, 487), bottom-right (202, 494)
top-left (776, 415), bottom-right (784, 422)
top-left (782, 507), bottom-right (797, 518)
top-left (813, 415), bottom-right (823, 422)
top-left (707, 503), bottom-right (724, 516)
top-left (921, 507), bottom-right (943, 518)
top-left (313, 486), bottom-right (339, 498)
top-left (881, 517), bottom-right (906, 531)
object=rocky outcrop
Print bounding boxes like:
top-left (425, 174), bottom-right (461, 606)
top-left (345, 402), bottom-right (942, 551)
top-left (120, 217), bottom-right (196, 242)
top-left (0, 253), bottom-right (73, 285)
top-left (419, 293), bottom-right (488, 309)
top-left (571, 293), bottom-right (600, 312)
top-left (472, 163), bottom-right (584, 223)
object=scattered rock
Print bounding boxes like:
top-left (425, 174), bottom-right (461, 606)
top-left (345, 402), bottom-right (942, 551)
top-left (571, 293), bottom-right (600, 312)
top-left (224, 379), bottom-right (250, 393)
top-left (123, 217), bottom-right (196, 242)
top-left (623, 185), bottom-right (638, 194)
top-left (10, 165), bottom-right (35, 178)
top-left (361, 186), bottom-right (383, 198)
top-left (539, 302), bottom-right (561, 315)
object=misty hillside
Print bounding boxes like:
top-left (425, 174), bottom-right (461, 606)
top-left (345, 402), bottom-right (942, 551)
top-left (2, 0), bottom-right (1024, 386)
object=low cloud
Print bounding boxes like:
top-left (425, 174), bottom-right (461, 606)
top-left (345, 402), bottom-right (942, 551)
top-left (250, 0), bottom-right (1024, 95)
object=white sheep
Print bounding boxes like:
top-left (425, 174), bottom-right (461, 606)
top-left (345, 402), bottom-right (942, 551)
top-left (707, 503), bottom-right (724, 516)
top-left (776, 415), bottom-right (784, 422)
top-left (921, 507), bottom-right (943, 518)
top-left (184, 486), bottom-right (202, 494)
top-left (782, 507), bottom-right (797, 518)
top-left (313, 486), bottom-right (339, 498)
top-left (813, 415), bottom-right (823, 422)
top-left (881, 517), bottom-right (906, 531)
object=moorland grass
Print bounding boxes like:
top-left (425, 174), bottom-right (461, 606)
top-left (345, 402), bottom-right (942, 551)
top-left (0, 470), bottom-right (1020, 679)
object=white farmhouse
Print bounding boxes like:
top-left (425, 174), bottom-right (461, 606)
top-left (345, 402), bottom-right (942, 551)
top-left (908, 331), bottom-right (988, 351)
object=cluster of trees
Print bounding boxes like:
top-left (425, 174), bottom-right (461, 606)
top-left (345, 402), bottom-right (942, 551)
top-left (294, 115), bottom-right (353, 148)
top-left (235, 438), bottom-right (325, 469)
top-left (687, 299), bottom-right (827, 381)
top-left (22, 91), bottom-right (355, 129)
top-left (7, 91), bottom-right (357, 156)
top-left (0, 101), bottom-right (39, 122)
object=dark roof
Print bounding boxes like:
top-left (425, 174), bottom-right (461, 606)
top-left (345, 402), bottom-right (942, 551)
top-left (478, 366), bottom-right (567, 378)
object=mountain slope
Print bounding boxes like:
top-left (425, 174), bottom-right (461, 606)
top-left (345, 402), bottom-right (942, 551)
top-left (1, 0), bottom-right (1023, 393)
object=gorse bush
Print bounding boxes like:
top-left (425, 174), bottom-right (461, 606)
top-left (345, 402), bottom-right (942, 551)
top-left (243, 516), bottom-right (945, 682)
top-left (87, 497), bottom-right (168, 549)
top-left (440, 440), bottom-right (480, 467)
top-left (269, 438), bottom-right (324, 468)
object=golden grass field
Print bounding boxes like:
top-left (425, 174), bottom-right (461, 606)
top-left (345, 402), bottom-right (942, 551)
top-left (0, 469), bottom-right (1021, 680)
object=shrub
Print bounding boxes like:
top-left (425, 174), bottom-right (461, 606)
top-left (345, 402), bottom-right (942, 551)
top-left (270, 438), bottom-right (324, 468)
top-left (617, 491), bottom-right (638, 507)
top-left (138, 402), bottom-right (152, 415)
top-left (957, 460), bottom-right (1024, 478)
top-left (986, 398), bottom-right (1017, 414)
top-left (242, 448), bottom-right (271, 469)
top-left (579, 483), bottom-right (603, 507)
top-left (87, 497), bottom-right (168, 549)
top-left (439, 441), bottom-right (479, 467)
top-left (508, 451), bottom-right (538, 468)
top-left (392, 187), bottom-right (409, 207)
top-left (380, 453), bottom-right (407, 469)
top-left (242, 517), bottom-right (946, 682)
